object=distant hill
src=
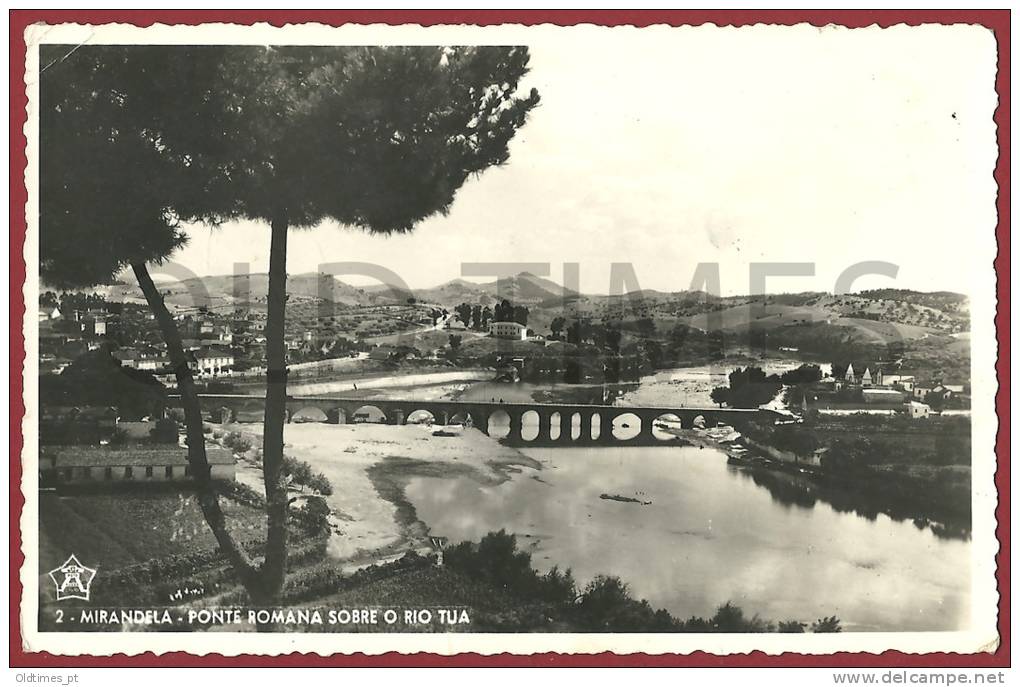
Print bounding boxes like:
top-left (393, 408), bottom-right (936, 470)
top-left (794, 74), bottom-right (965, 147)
top-left (93, 271), bottom-right (406, 312)
top-left (417, 272), bottom-right (579, 307)
top-left (81, 270), bottom-right (969, 341)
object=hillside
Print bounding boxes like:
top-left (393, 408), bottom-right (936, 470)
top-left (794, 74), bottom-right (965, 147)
top-left (417, 272), bottom-right (579, 308)
top-left (77, 271), bottom-right (970, 345)
top-left (95, 271), bottom-right (420, 313)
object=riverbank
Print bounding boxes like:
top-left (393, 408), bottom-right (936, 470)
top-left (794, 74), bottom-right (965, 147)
top-left (694, 417), bottom-right (972, 539)
top-left (224, 422), bottom-right (541, 565)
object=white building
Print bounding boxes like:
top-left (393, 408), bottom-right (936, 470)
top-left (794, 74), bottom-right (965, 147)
top-left (881, 374), bottom-right (915, 391)
top-left (862, 388), bottom-right (905, 404)
top-left (906, 401), bottom-right (932, 419)
top-left (193, 346), bottom-right (234, 377)
top-left (489, 321), bottom-right (528, 340)
top-left (136, 357), bottom-right (170, 372)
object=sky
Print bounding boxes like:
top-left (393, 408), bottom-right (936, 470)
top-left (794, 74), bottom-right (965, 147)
top-left (160, 24), bottom-right (998, 297)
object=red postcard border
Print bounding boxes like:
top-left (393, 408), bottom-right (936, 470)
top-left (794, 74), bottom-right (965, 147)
top-left (8, 9), bottom-right (1010, 668)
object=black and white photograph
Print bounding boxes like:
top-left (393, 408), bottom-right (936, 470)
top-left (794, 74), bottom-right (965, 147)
top-left (17, 18), bottom-right (1002, 659)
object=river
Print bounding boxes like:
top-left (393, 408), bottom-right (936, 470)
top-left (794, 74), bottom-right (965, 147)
top-left (276, 359), bottom-right (969, 631)
top-left (403, 445), bottom-right (970, 632)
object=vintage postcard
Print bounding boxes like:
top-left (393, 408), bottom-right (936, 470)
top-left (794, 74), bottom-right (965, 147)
top-left (15, 16), bottom-right (1005, 661)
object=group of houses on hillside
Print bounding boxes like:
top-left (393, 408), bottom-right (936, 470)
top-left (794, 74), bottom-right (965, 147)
top-left (812, 361), bottom-right (970, 418)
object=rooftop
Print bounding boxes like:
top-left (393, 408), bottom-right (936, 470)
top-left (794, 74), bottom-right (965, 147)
top-left (44, 446), bottom-right (234, 467)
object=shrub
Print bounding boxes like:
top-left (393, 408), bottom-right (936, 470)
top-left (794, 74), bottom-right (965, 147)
top-left (222, 431), bottom-right (252, 454)
top-left (282, 455), bottom-right (333, 496)
top-left (218, 480), bottom-right (265, 508)
top-left (290, 496), bottom-right (331, 535)
top-left (150, 418), bottom-right (180, 444)
top-left (572, 575), bottom-right (679, 632)
top-left (811, 616), bottom-right (843, 633)
top-left (106, 428), bottom-right (128, 446)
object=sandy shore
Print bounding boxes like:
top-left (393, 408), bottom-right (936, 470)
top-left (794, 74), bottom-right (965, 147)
top-left (224, 422), bottom-right (540, 564)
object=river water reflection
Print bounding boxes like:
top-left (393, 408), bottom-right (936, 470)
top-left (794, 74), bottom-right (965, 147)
top-left (404, 446), bottom-right (970, 631)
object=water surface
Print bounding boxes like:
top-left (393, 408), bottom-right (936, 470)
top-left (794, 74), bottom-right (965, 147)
top-left (405, 446), bottom-right (970, 631)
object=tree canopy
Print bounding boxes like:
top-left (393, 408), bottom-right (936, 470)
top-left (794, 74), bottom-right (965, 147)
top-left (39, 45), bottom-right (195, 288)
top-left (152, 45), bottom-right (540, 232)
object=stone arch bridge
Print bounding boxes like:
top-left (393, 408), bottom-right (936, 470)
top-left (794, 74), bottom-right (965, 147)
top-left (171, 394), bottom-right (786, 446)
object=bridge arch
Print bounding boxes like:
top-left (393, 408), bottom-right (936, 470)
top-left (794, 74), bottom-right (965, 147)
top-left (521, 410), bottom-right (540, 442)
top-left (487, 410), bottom-right (511, 439)
top-left (549, 411), bottom-right (562, 441)
top-left (569, 412), bottom-right (582, 440)
top-left (611, 412), bottom-right (642, 441)
top-left (406, 409), bottom-right (437, 425)
top-left (651, 413), bottom-right (684, 441)
top-left (351, 405), bottom-right (387, 424)
top-left (291, 406), bottom-right (329, 423)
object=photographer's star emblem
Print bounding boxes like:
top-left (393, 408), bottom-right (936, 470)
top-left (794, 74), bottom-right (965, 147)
top-left (48, 554), bottom-right (97, 602)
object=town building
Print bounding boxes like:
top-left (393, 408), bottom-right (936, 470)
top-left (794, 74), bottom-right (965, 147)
top-left (193, 346), bottom-right (235, 377)
top-left (880, 374), bottom-right (915, 391)
top-left (42, 446), bottom-right (235, 484)
top-left (489, 321), bottom-right (528, 340)
top-left (843, 362), bottom-right (880, 387)
top-left (862, 388), bottom-right (906, 404)
top-left (136, 356), bottom-right (170, 372)
top-left (112, 348), bottom-right (139, 369)
top-left (905, 401), bottom-right (932, 419)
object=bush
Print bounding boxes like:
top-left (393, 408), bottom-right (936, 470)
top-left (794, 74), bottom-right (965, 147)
top-left (218, 480), bottom-right (265, 508)
top-left (222, 431), bottom-right (252, 454)
top-left (811, 616), bottom-right (843, 633)
top-left (282, 455), bottom-right (333, 496)
top-left (106, 428), bottom-right (128, 446)
top-left (290, 496), bottom-right (331, 536)
top-left (150, 418), bottom-right (180, 444)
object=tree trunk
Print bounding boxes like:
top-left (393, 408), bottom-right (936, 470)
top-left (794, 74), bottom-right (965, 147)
top-left (131, 261), bottom-right (261, 594)
top-left (259, 213), bottom-right (291, 600)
